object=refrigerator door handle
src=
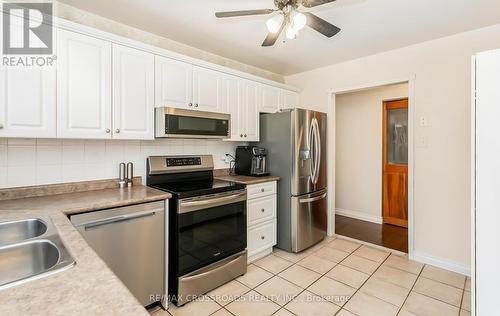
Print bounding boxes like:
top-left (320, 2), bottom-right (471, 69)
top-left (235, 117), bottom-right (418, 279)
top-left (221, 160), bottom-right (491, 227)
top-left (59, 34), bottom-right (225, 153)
top-left (299, 192), bottom-right (327, 203)
top-left (308, 120), bottom-right (316, 183)
top-left (313, 118), bottom-right (321, 184)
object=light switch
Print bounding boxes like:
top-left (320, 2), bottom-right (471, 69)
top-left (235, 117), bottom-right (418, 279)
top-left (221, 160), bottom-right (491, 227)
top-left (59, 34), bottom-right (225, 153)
top-left (419, 116), bottom-right (428, 127)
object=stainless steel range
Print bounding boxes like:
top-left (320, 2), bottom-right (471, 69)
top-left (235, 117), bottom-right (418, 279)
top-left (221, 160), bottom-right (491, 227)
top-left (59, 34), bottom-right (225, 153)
top-left (146, 155), bottom-right (247, 306)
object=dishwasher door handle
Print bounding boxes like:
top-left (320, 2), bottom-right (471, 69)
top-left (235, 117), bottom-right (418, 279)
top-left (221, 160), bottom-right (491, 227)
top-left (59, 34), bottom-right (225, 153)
top-left (78, 210), bottom-right (158, 230)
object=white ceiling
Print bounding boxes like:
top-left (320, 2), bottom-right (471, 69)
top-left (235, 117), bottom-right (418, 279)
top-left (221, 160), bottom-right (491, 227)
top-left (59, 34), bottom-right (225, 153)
top-left (57, 0), bottom-right (500, 75)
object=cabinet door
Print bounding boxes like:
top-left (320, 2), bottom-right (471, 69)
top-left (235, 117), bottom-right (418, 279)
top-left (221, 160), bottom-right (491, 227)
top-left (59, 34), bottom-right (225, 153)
top-left (222, 76), bottom-right (243, 140)
top-left (260, 85), bottom-right (281, 113)
top-left (192, 66), bottom-right (223, 113)
top-left (112, 44), bottom-right (154, 140)
top-left (0, 67), bottom-right (56, 138)
top-left (242, 81), bottom-right (260, 141)
top-left (57, 29), bottom-right (112, 139)
top-left (282, 90), bottom-right (299, 110)
top-left (155, 56), bottom-right (193, 109)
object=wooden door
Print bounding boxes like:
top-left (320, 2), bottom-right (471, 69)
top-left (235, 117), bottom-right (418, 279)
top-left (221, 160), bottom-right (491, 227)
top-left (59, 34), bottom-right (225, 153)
top-left (383, 99), bottom-right (408, 227)
top-left (112, 44), bottom-right (155, 140)
top-left (154, 56), bottom-right (193, 109)
top-left (57, 29), bottom-right (112, 139)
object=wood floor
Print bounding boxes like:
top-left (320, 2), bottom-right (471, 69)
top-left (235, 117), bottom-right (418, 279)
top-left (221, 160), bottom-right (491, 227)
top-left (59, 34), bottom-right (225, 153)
top-left (335, 215), bottom-right (408, 253)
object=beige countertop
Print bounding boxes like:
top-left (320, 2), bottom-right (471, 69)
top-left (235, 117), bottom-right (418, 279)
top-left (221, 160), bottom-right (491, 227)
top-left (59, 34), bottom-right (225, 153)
top-left (214, 174), bottom-right (280, 185)
top-left (0, 184), bottom-right (171, 316)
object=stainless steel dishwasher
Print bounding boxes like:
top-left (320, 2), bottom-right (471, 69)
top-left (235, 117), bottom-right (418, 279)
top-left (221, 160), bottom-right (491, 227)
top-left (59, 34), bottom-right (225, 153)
top-left (70, 200), bottom-right (167, 307)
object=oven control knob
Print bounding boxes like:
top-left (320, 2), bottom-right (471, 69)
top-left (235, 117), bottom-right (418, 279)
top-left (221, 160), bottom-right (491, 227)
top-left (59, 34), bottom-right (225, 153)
top-left (261, 236), bottom-right (265, 240)
top-left (261, 208), bottom-right (265, 213)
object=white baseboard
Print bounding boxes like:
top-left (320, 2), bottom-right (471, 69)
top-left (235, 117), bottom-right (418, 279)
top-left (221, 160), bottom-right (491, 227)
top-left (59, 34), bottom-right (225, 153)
top-left (413, 251), bottom-right (471, 276)
top-left (335, 208), bottom-right (383, 224)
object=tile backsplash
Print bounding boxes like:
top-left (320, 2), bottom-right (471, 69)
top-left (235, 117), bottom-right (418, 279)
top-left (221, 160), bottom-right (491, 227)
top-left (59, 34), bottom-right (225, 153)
top-left (0, 138), bottom-right (243, 189)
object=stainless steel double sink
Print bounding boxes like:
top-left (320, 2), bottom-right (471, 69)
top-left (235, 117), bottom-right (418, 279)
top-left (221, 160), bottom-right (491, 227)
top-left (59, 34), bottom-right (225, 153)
top-left (0, 217), bottom-right (75, 290)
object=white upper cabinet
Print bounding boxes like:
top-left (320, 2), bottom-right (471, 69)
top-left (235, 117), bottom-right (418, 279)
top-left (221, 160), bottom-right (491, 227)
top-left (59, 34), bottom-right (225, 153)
top-left (281, 90), bottom-right (300, 110)
top-left (112, 44), bottom-right (155, 140)
top-left (57, 29), bottom-right (112, 139)
top-left (192, 66), bottom-right (223, 113)
top-left (0, 67), bottom-right (56, 138)
top-left (241, 80), bottom-right (260, 141)
top-left (222, 75), bottom-right (242, 140)
top-left (155, 56), bottom-right (193, 109)
top-left (260, 85), bottom-right (281, 113)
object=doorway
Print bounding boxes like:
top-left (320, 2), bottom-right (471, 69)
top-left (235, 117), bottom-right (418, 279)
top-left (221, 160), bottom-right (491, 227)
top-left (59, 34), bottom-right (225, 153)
top-left (330, 82), bottom-right (412, 254)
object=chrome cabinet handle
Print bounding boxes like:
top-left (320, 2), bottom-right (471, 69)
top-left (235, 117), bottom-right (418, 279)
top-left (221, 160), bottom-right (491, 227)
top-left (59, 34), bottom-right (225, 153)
top-left (115, 129), bottom-right (120, 133)
top-left (195, 103), bottom-right (199, 107)
top-left (105, 128), bottom-right (111, 133)
top-left (240, 134), bottom-right (243, 137)
top-left (261, 188), bottom-right (265, 192)
top-left (261, 208), bottom-right (265, 213)
top-left (261, 236), bottom-right (265, 240)
top-left (0, 123), bottom-right (3, 129)
top-left (244, 134), bottom-right (247, 137)
top-left (188, 103), bottom-right (193, 107)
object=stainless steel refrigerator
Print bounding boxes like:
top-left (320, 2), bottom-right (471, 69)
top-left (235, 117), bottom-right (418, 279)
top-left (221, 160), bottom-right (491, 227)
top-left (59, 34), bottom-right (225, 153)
top-left (257, 109), bottom-right (327, 253)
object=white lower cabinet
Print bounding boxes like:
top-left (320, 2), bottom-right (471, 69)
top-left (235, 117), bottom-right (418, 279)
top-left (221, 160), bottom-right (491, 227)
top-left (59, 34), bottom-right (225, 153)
top-left (247, 181), bottom-right (277, 263)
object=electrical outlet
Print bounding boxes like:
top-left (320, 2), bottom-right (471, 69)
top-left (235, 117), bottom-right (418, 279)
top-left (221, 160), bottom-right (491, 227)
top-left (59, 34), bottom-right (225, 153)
top-left (417, 136), bottom-right (428, 148)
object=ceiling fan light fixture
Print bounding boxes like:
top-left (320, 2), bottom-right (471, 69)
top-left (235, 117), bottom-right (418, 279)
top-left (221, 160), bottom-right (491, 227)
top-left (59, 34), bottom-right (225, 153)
top-left (266, 14), bottom-right (284, 34)
top-left (285, 24), bottom-right (297, 39)
top-left (292, 12), bottom-right (307, 31)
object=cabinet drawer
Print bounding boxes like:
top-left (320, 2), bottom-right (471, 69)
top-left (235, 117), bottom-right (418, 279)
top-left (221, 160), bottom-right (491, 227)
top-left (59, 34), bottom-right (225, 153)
top-left (247, 181), bottom-right (276, 199)
top-left (248, 195), bottom-right (276, 225)
top-left (248, 220), bottom-right (276, 255)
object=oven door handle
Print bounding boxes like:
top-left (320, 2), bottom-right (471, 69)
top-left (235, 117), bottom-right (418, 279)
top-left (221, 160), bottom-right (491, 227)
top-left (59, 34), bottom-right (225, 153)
top-left (178, 190), bottom-right (247, 214)
top-left (181, 252), bottom-right (244, 282)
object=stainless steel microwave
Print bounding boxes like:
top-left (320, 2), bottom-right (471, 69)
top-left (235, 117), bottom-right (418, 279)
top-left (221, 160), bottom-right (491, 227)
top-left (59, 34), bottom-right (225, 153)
top-left (155, 107), bottom-right (230, 139)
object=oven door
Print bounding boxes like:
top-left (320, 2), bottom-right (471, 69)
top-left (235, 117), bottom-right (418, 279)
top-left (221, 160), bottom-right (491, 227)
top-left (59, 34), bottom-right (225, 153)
top-left (177, 189), bottom-right (247, 276)
top-left (156, 107), bottom-right (230, 138)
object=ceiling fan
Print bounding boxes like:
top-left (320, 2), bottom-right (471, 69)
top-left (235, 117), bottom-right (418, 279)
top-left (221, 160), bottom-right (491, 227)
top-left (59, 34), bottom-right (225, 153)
top-left (215, 0), bottom-right (341, 47)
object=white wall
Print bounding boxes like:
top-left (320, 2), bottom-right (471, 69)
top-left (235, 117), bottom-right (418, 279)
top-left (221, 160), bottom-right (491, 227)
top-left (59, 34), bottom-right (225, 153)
top-left (0, 138), bottom-right (241, 188)
top-left (335, 83), bottom-right (408, 224)
top-left (285, 23), bottom-right (500, 274)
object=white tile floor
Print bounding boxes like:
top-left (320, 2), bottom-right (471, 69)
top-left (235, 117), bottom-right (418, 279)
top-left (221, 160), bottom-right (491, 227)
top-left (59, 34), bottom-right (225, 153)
top-left (151, 237), bottom-right (471, 316)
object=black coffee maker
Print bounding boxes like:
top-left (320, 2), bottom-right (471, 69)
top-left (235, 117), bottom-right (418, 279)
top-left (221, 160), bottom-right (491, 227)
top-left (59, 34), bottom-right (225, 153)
top-left (234, 146), bottom-right (269, 176)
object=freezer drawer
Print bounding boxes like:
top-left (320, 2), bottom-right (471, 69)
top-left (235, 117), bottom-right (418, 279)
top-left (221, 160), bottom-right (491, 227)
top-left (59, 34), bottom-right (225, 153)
top-left (291, 189), bottom-right (328, 252)
top-left (70, 200), bottom-right (166, 307)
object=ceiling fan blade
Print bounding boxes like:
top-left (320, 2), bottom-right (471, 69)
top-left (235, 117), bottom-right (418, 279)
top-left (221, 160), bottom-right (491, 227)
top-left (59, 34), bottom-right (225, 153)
top-left (301, 0), bottom-right (337, 8)
top-left (261, 21), bottom-right (286, 47)
top-left (215, 9), bottom-right (274, 18)
top-left (303, 12), bottom-right (341, 37)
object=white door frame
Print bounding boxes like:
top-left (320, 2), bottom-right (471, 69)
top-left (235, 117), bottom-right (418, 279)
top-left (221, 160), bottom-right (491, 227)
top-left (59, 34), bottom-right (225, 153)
top-left (326, 76), bottom-right (416, 259)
